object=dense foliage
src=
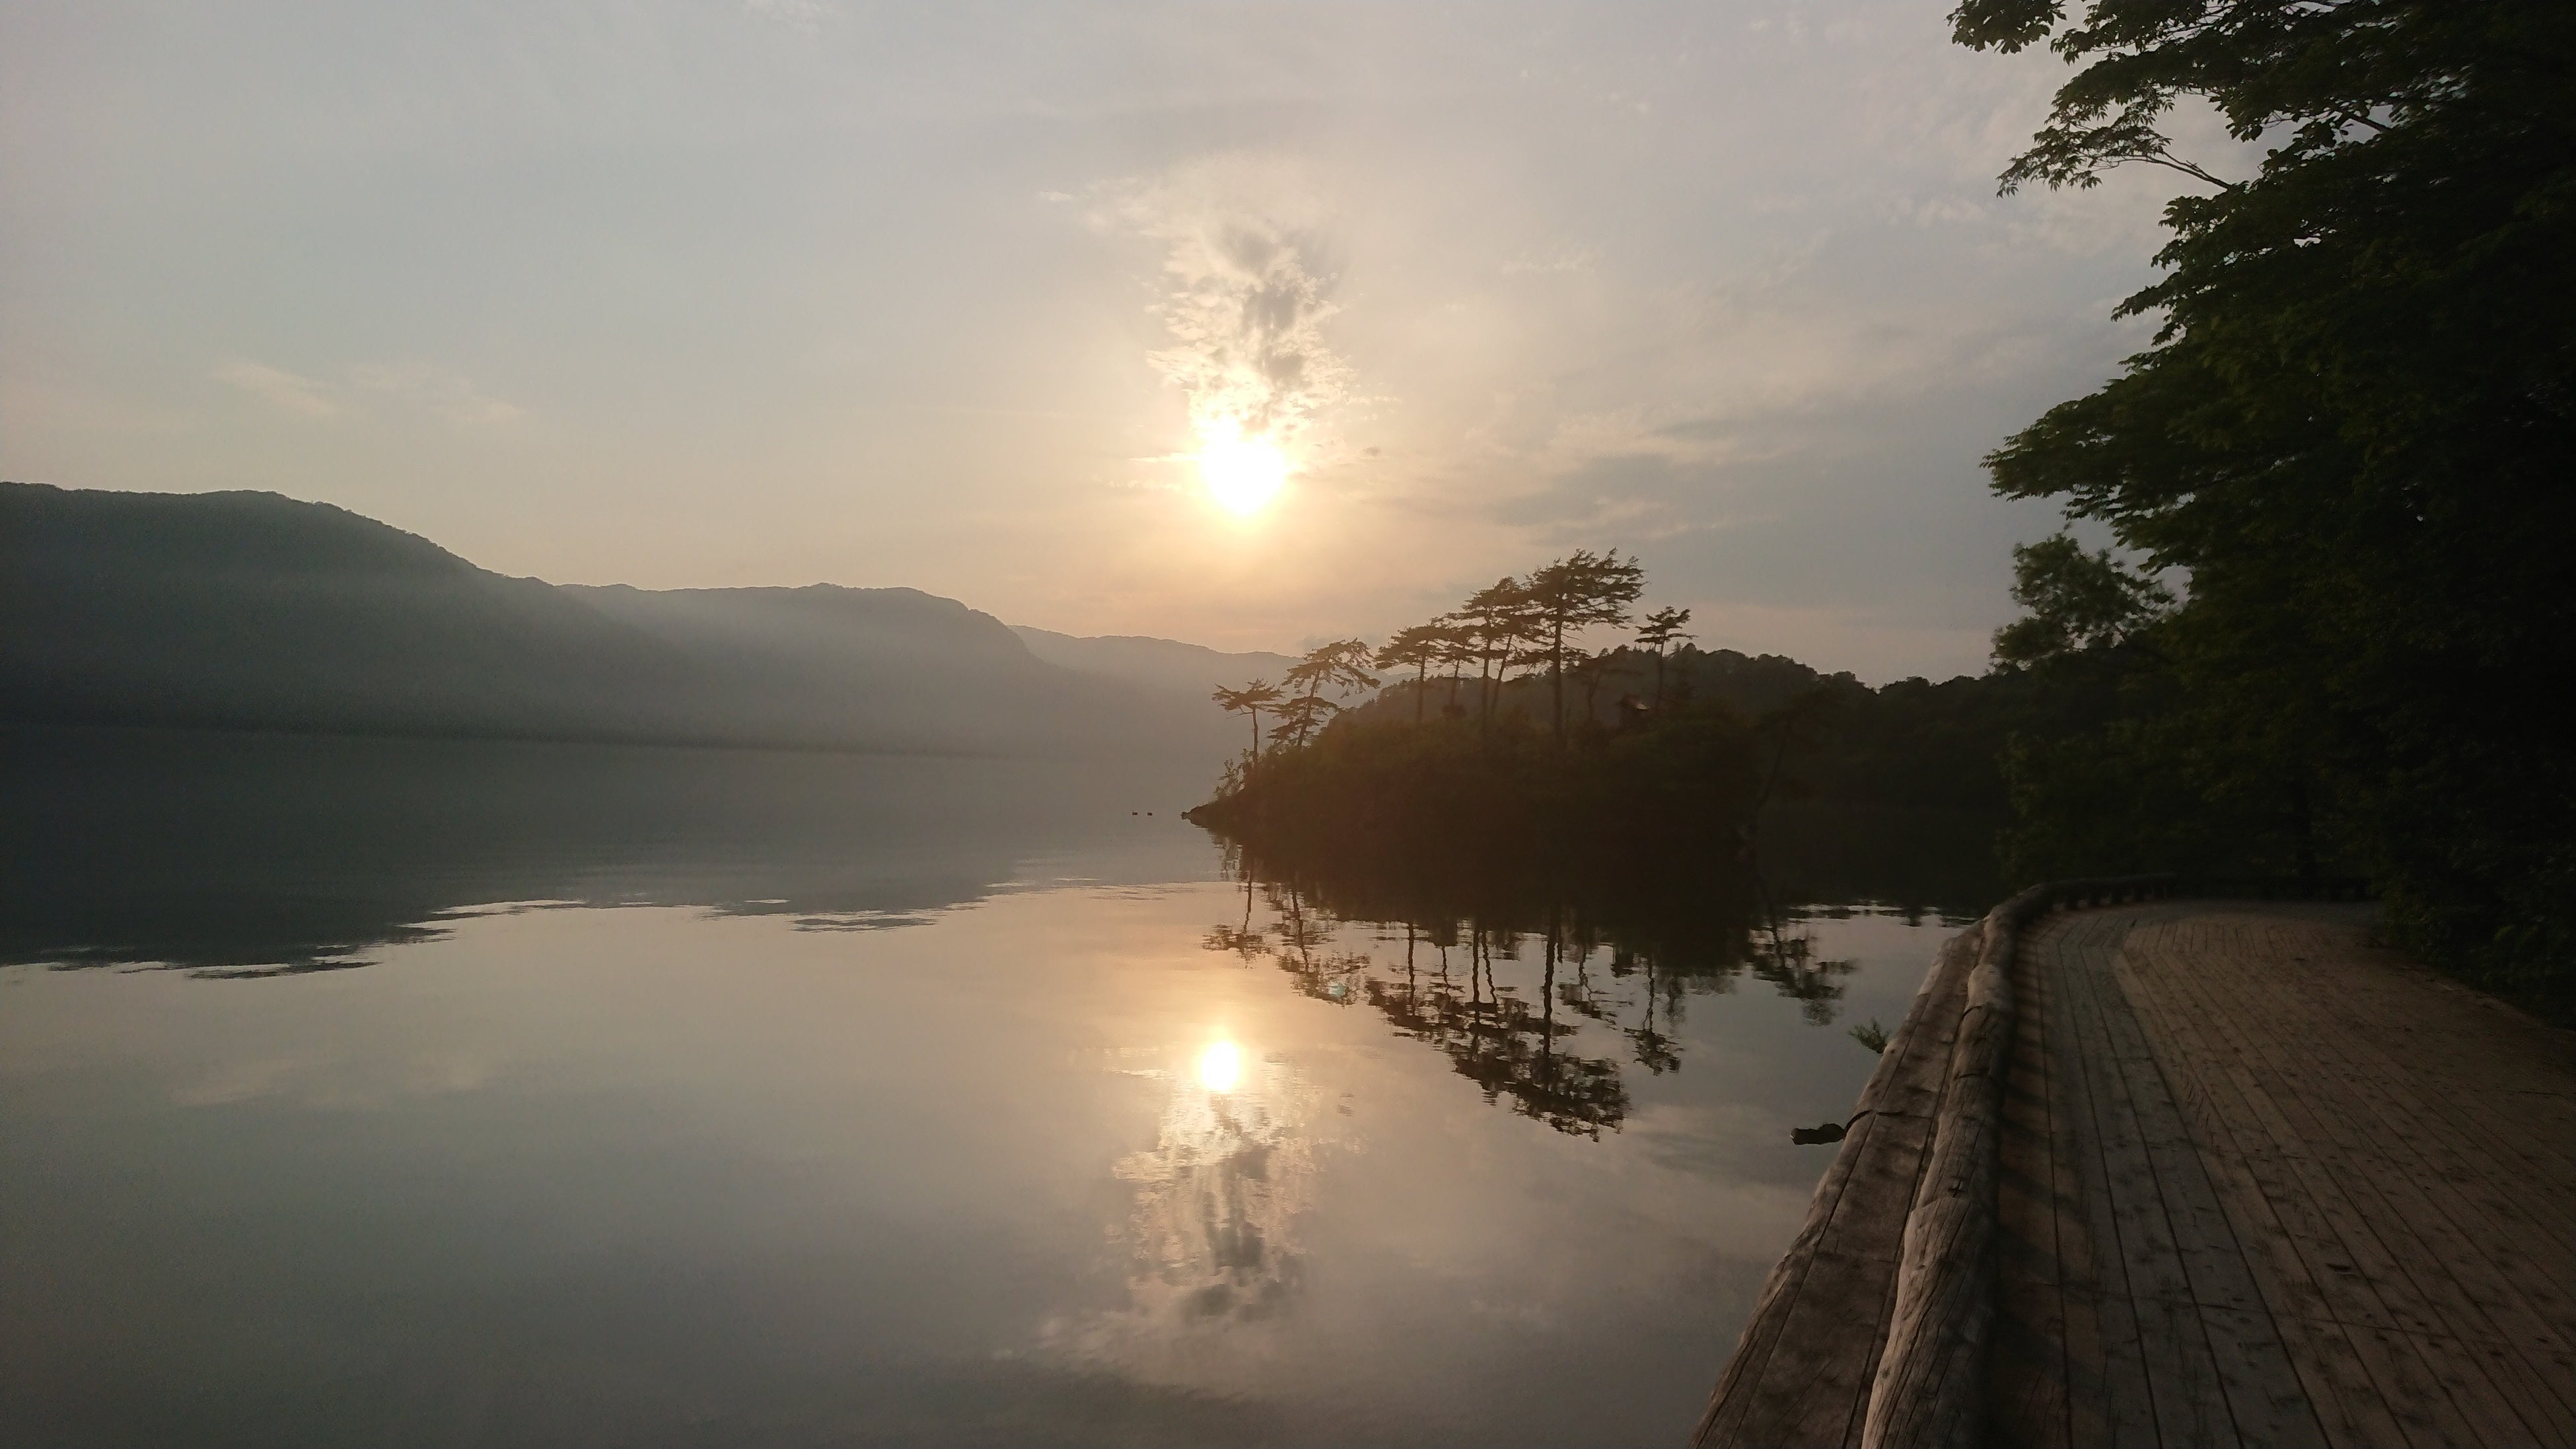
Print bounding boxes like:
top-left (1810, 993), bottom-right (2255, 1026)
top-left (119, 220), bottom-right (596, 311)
top-left (1959, 1), bottom-right (2576, 1016)
top-left (1186, 705), bottom-right (1764, 875)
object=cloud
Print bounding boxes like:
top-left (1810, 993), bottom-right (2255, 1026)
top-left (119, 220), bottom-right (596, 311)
top-left (213, 359), bottom-right (340, 417)
top-left (213, 357), bottom-right (521, 425)
top-left (1499, 245), bottom-right (1598, 276)
top-left (349, 363), bottom-right (524, 424)
top-left (1094, 155), bottom-right (1351, 454)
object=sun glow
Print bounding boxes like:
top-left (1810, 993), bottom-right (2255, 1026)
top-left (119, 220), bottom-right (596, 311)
top-left (1195, 421), bottom-right (1288, 516)
top-left (1197, 1040), bottom-right (1244, 1094)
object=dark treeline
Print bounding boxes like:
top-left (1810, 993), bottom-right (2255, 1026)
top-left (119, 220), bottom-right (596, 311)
top-left (1186, 551), bottom-right (2026, 909)
top-left (1188, 551), bottom-right (1752, 871)
top-left (1950, 1), bottom-right (2575, 1019)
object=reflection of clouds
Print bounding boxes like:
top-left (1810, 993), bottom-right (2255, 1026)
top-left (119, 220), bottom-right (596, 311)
top-left (1118, 1051), bottom-right (1314, 1324)
top-left (1050, 1049), bottom-right (1334, 1372)
top-left (168, 1050), bottom-right (492, 1110)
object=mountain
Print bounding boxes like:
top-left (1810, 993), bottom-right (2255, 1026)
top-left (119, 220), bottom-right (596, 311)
top-left (1009, 625), bottom-right (1299, 701)
top-left (1, 482), bottom-right (1230, 761)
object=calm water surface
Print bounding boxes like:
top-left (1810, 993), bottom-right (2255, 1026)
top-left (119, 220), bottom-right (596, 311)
top-left (1, 729), bottom-right (1967, 1448)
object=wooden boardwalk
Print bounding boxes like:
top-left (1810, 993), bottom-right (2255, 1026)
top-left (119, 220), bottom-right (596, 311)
top-left (1990, 903), bottom-right (2576, 1448)
top-left (1696, 896), bottom-right (2576, 1448)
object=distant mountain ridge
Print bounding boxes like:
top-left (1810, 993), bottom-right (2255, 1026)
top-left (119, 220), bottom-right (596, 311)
top-left (1009, 625), bottom-right (1299, 701)
top-left (1, 482), bottom-right (1231, 761)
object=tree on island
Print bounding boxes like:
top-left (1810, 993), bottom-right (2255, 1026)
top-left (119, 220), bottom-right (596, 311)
top-left (1570, 646), bottom-right (1621, 730)
top-left (1210, 680), bottom-right (1283, 775)
top-left (1524, 550), bottom-right (1644, 742)
top-left (1431, 618), bottom-right (1478, 715)
top-left (1279, 639), bottom-right (1379, 748)
top-left (1633, 605), bottom-right (1695, 709)
top-left (1374, 624), bottom-right (1450, 724)
top-left (1271, 691), bottom-right (1339, 751)
top-left (1457, 579), bottom-right (1538, 730)
top-left (1184, 552), bottom-right (1771, 883)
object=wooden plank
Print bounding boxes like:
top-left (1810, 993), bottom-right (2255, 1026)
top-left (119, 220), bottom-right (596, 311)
top-left (2059, 940), bottom-right (2238, 1448)
top-left (2254, 914), bottom-right (2575, 1194)
top-left (2042, 913), bottom-right (2159, 1449)
top-left (2096, 925), bottom-right (2328, 1448)
top-left (2109, 927), bottom-right (2407, 1449)
top-left (2155, 913), bottom-right (2497, 1449)
top-left (2121, 915), bottom-right (2499, 1448)
top-left (1989, 915), bottom-right (2070, 1449)
top-left (2141, 917), bottom-right (2571, 1445)
top-left (2041, 928), bottom-right (2115, 1449)
top-left (1699, 891), bottom-right (2576, 1449)
top-left (2221, 916), bottom-right (2576, 1300)
top-left (2227, 917), bottom-right (2576, 1331)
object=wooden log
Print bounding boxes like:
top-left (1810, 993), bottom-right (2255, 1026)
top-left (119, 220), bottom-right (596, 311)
top-left (1696, 876), bottom-right (2167, 1448)
top-left (1860, 890), bottom-right (2043, 1448)
top-left (1692, 931), bottom-right (1979, 1447)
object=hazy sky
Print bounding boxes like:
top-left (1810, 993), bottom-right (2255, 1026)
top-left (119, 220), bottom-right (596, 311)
top-left (2, 1), bottom-right (2204, 680)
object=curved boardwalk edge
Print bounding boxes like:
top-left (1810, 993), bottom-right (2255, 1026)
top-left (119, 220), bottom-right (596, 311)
top-left (1690, 875), bottom-right (2311, 1449)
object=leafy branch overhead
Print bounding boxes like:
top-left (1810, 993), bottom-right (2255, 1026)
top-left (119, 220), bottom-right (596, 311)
top-left (1961, 0), bottom-right (2576, 1014)
top-left (1950, 0), bottom-right (2507, 195)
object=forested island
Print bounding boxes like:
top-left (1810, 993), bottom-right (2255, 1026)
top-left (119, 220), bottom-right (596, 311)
top-left (1186, 551), bottom-right (2036, 906)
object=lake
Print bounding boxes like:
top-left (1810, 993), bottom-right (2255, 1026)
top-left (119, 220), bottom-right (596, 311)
top-left (1, 728), bottom-right (1972, 1448)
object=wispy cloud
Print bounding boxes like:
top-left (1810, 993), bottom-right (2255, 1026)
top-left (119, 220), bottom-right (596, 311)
top-left (1094, 155), bottom-right (1351, 457)
top-left (214, 357), bottom-right (521, 425)
top-left (1499, 245), bottom-right (1598, 276)
top-left (349, 363), bottom-right (524, 424)
top-left (213, 359), bottom-right (340, 418)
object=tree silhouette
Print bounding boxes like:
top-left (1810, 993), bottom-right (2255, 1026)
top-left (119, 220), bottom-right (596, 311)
top-left (1953, 0), bottom-right (2576, 1009)
top-left (1524, 550), bottom-right (1644, 742)
top-left (1990, 535), bottom-right (2171, 668)
top-left (1430, 618), bottom-right (1478, 715)
top-left (1285, 639), bottom-right (1379, 701)
top-left (1373, 625), bottom-right (1449, 725)
top-left (1570, 646), bottom-right (1621, 730)
top-left (1457, 579), bottom-right (1532, 730)
top-left (1271, 691), bottom-right (1340, 750)
top-left (1633, 605), bottom-right (1694, 709)
top-left (1211, 680), bottom-right (1284, 775)
top-left (1279, 639), bottom-right (1378, 748)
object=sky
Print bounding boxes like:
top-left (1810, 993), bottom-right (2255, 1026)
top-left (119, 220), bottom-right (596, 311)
top-left (1, 0), bottom-right (2209, 682)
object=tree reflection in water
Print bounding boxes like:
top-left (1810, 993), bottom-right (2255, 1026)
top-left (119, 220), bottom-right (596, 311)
top-left (1207, 844), bottom-right (1862, 1138)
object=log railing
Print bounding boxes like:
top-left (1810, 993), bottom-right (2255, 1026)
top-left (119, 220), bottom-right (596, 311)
top-left (1690, 873), bottom-right (2365, 1448)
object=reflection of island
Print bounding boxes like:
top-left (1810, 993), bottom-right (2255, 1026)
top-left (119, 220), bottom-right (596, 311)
top-left (1205, 846), bottom-right (1877, 1137)
top-left (1, 725), bottom-right (1207, 974)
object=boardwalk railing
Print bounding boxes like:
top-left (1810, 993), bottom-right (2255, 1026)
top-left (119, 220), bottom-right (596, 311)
top-left (1690, 874), bottom-right (2366, 1449)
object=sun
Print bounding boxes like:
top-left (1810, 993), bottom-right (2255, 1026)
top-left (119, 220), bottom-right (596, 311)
top-left (1197, 1040), bottom-right (1244, 1094)
top-left (1196, 422), bottom-right (1288, 516)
